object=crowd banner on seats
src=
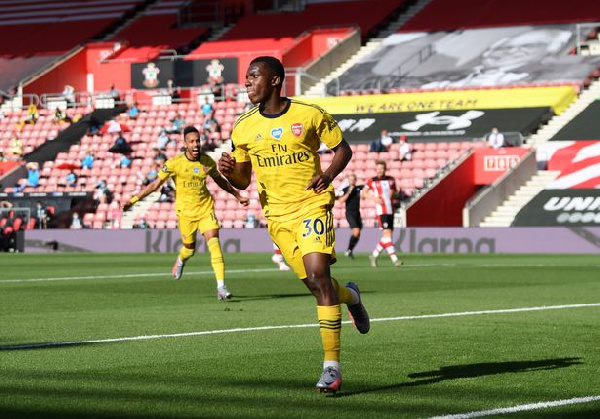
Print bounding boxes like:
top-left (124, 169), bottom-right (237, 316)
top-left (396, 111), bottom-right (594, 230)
top-left (328, 25), bottom-right (600, 93)
top-left (299, 86), bottom-right (576, 115)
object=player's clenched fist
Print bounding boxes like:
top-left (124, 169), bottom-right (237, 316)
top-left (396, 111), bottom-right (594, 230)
top-left (218, 152), bottom-right (235, 178)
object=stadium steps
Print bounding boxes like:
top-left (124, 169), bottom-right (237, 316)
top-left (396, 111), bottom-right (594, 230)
top-left (377, 0), bottom-right (435, 38)
top-left (302, 0), bottom-right (434, 96)
top-left (303, 39), bottom-right (383, 96)
top-left (479, 170), bottom-right (560, 227)
top-left (206, 24), bottom-right (235, 42)
top-left (0, 96), bottom-right (22, 113)
top-left (527, 79), bottom-right (600, 147)
top-left (101, 0), bottom-right (159, 41)
top-left (121, 191), bottom-right (161, 229)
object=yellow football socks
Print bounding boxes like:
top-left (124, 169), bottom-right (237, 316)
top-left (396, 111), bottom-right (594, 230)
top-left (178, 245), bottom-right (195, 262)
top-left (331, 277), bottom-right (354, 305)
top-left (317, 304), bottom-right (342, 363)
top-left (207, 237), bottom-right (225, 282)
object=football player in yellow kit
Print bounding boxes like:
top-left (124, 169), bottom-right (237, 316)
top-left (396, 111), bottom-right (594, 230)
top-left (218, 56), bottom-right (369, 393)
top-left (123, 126), bottom-right (248, 300)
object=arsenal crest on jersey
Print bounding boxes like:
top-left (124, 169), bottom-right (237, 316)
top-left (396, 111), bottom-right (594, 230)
top-left (291, 123), bottom-right (303, 137)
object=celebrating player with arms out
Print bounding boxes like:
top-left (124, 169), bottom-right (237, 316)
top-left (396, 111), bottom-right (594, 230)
top-left (218, 56), bottom-right (369, 393)
top-left (123, 126), bottom-right (248, 300)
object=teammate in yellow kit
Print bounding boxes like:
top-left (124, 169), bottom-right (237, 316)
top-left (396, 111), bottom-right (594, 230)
top-left (218, 56), bottom-right (369, 393)
top-left (123, 126), bottom-right (248, 300)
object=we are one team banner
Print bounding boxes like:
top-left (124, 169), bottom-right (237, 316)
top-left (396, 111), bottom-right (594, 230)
top-left (299, 86), bottom-right (577, 115)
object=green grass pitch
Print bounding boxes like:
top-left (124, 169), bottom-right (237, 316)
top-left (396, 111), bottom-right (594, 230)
top-left (1, 252), bottom-right (599, 418)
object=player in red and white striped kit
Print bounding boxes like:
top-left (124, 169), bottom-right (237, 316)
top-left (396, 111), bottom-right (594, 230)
top-left (364, 160), bottom-right (403, 267)
top-left (271, 242), bottom-right (291, 271)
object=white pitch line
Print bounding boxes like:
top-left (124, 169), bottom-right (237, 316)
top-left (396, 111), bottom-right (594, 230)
top-left (0, 267), bottom-right (280, 283)
top-left (427, 395), bottom-right (600, 419)
top-left (2, 303), bottom-right (598, 350)
top-left (371, 303), bottom-right (600, 322)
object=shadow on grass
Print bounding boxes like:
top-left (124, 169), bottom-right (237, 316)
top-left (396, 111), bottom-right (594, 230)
top-left (229, 290), bottom-right (375, 303)
top-left (225, 293), bottom-right (310, 303)
top-left (0, 341), bottom-right (95, 351)
top-left (338, 357), bottom-right (583, 397)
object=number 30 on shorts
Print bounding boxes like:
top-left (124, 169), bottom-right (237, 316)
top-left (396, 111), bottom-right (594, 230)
top-left (302, 217), bottom-right (326, 238)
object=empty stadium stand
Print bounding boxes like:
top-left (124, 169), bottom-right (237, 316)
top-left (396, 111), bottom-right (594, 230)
top-left (219, 0), bottom-right (407, 41)
top-left (108, 0), bottom-right (210, 61)
top-left (401, 0), bottom-right (600, 32)
top-left (0, 0), bottom-right (144, 56)
top-left (0, 0), bottom-right (145, 93)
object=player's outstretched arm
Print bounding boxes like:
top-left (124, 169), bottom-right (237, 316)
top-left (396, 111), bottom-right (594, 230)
top-left (218, 152), bottom-right (252, 190)
top-left (307, 139), bottom-right (353, 193)
top-left (211, 172), bottom-right (249, 207)
top-left (122, 178), bottom-right (165, 211)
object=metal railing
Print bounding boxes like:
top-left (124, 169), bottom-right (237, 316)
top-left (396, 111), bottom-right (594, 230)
top-left (326, 43), bottom-right (433, 96)
top-left (575, 22), bottom-right (600, 55)
top-left (392, 44), bottom-right (434, 78)
top-left (463, 150), bottom-right (537, 227)
top-left (398, 149), bottom-right (473, 227)
top-left (0, 93), bottom-right (40, 112)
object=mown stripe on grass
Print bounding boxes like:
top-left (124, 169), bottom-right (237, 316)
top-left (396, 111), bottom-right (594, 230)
top-left (427, 394), bottom-right (600, 418)
top-left (0, 268), bottom-right (280, 283)
top-left (2, 263), bottom-right (600, 284)
top-left (2, 303), bottom-right (598, 350)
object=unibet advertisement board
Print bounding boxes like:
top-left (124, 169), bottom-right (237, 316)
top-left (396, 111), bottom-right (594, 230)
top-left (512, 189), bottom-right (600, 226)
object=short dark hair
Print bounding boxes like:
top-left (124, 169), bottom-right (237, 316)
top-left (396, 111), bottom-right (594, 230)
top-left (183, 125), bottom-right (199, 137)
top-left (375, 160), bottom-right (387, 169)
top-left (250, 56), bottom-right (285, 85)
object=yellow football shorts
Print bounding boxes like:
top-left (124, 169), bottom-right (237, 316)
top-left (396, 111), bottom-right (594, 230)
top-left (178, 212), bottom-right (220, 245)
top-left (268, 205), bottom-right (336, 279)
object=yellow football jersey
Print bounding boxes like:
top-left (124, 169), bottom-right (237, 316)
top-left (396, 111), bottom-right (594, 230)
top-left (158, 152), bottom-right (219, 220)
top-left (231, 99), bottom-right (343, 222)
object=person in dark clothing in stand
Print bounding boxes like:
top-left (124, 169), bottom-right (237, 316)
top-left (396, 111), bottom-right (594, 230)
top-left (337, 173), bottom-right (364, 259)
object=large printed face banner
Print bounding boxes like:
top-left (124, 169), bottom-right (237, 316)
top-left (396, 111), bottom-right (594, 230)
top-left (335, 107), bottom-right (551, 142)
top-left (328, 25), bottom-right (600, 93)
top-left (131, 58), bottom-right (239, 89)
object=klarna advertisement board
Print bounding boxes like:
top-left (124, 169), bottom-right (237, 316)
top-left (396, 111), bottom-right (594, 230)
top-left (24, 228), bottom-right (600, 254)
